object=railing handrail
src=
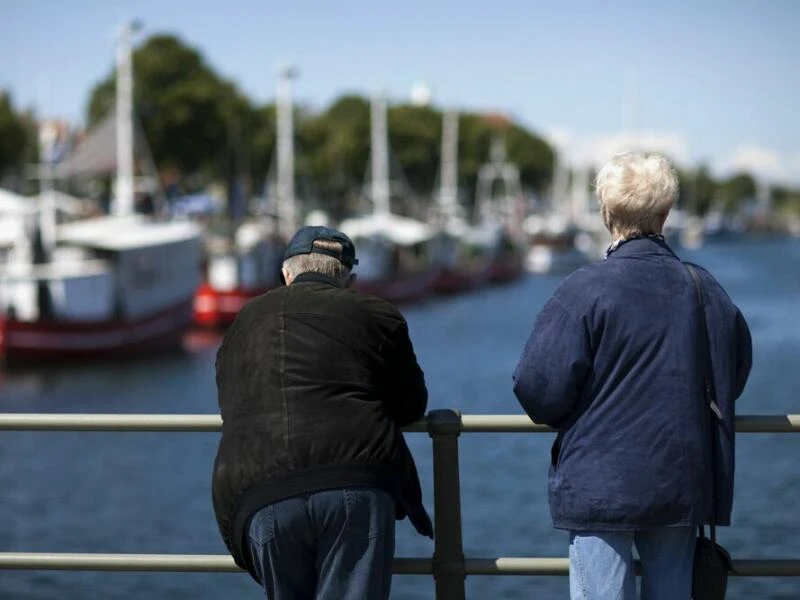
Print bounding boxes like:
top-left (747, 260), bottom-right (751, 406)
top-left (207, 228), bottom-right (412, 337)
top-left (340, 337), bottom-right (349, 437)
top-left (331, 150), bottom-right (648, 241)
top-left (3, 409), bottom-right (800, 599)
top-left (0, 553), bottom-right (798, 577)
top-left (0, 412), bottom-right (797, 432)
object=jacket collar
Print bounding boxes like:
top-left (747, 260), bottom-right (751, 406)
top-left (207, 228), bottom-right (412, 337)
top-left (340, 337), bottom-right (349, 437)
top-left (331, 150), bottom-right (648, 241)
top-left (605, 234), bottom-right (678, 260)
top-left (291, 272), bottom-right (345, 288)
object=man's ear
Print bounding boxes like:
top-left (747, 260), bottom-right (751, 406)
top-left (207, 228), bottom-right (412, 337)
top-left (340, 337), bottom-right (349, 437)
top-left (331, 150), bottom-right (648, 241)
top-left (281, 268), bottom-right (291, 285)
top-left (345, 273), bottom-right (357, 288)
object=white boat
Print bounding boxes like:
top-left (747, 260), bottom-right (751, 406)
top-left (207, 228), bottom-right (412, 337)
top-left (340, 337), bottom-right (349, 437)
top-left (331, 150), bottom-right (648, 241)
top-left (0, 22), bottom-right (203, 363)
top-left (522, 156), bottom-right (600, 275)
top-left (338, 93), bottom-right (437, 304)
top-left (471, 137), bottom-right (526, 283)
top-left (427, 111), bottom-right (495, 294)
top-left (193, 66), bottom-right (298, 328)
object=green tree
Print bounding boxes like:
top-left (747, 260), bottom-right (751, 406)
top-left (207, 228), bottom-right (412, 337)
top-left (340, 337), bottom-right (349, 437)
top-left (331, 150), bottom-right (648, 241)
top-left (718, 172), bottom-right (757, 212)
top-left (458, 113), bottom-right (554, 207)
top-left (504, 122), bottom-right (555, 194)
top-left (677, 165), bottom-right (718, 216)
top-left (290, 98), bottom-right (554, 219)
top-left (317, 94), bottom-right (371, 193)
top-left (387, 103), bottom-right (442, 197)
top-left (246, 103), bottom-right (277, 195)
top-left (773, 185), bottom-right (800, 217)
top-left (0, 91), bottom-right (29, 176)
top-left (86, 34), bottom-right (250, 179)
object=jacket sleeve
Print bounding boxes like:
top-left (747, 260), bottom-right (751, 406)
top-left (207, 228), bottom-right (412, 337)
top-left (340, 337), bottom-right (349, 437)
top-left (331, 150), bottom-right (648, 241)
top-left (384, 320), bottom-right (428, 427)
top-left (734, 308), bottom-right (752, 399)
top-left (513, 296), bottom-right (591, 427)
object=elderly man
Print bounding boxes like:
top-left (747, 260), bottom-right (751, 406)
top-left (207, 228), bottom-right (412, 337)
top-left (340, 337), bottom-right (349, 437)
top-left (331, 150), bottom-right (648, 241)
top-left (513, 152), bottom-right (752, 599)
top-left (213, 225), bottom-right (433, 600)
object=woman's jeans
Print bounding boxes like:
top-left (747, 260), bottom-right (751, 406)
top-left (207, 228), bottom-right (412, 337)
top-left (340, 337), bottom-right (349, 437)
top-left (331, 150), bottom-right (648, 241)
top-left (569, 527), bottom-right (695, 600)
top-left (247, 488), bottom-right (395, 600)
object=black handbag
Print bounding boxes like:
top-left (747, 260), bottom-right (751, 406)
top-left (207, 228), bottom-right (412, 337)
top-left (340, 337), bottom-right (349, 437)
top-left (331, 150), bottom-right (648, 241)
top-left (685, 263), bottom-right (736, 600)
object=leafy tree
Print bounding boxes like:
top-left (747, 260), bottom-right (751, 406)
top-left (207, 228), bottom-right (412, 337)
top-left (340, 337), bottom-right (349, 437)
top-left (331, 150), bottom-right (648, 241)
top-left (315, 94), bottom-right (371, 193)
top-left (504, 122), bottom-right (555, 194)
top-left (718, 172), bottom-right (757, 212)
top-left (677, 165), bottom-right (718, 216)
top-left (772, 186), bottom-right (800, 217)
top-left (458, 113), bottom-right (554, 208)
top-left (246, 103), bottom-right (277, 195)
top-left (0, 91), bottom-right (30, 176)
top-left (387, 103), bottom-right (442, 197)
top-left (86, 34), bottom-right (250, 179)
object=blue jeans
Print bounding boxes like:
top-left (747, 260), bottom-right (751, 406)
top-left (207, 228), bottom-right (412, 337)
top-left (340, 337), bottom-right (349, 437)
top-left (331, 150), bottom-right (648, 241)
top-left (247, 488), bottom-right (395, 600)
top-left (569, 527), bottom-right (695, 600)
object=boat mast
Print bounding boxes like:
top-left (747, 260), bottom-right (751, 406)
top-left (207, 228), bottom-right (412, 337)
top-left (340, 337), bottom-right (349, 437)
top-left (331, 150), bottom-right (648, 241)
top-left (114, 20), bottom-right (139, 217)
top-left (476, 137), bottom-right (520, 227)
top-left (569, 165), bottom-right (589, 225)
top-left (550, 144), bottom-right (570, 218)
top-left (438, 110), bottom-right (459, 222)
top-left (37, 122), bottom-right (58, 258)
top-left (370, 93), bottom-right (391, 217)
top-left (276, 65), bottom-right (297, 238)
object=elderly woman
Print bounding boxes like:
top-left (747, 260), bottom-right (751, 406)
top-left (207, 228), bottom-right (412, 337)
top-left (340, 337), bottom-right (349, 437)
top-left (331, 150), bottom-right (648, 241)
top-left (513, 152), bottom-right (752, 599)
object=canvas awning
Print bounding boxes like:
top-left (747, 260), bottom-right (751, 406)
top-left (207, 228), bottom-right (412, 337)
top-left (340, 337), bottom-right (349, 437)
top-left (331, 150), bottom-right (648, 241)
top-left (54, 110), bottom-right (148, 178)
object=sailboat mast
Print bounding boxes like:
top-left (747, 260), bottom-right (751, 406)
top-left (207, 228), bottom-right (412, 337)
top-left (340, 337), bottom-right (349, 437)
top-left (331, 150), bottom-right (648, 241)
top-left (551, 148), bottom-right (569, 216)
top-left (569, 165), bottom-right (589, 225)
top-left (114, 21), bottom-right (138, 217)
top-left (370, 93), bottom-right (391, 217)
top-left (37, 122), bottom-right (58, 256)
top-left (276, 65), bottom-right (297, 238)
top-left (439, 110), bottom-right (459, 219)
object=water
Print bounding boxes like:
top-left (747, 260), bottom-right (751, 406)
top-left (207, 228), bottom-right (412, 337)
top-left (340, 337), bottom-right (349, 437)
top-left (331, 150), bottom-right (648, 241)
top-left (0, 236), bottom-right (798, 599)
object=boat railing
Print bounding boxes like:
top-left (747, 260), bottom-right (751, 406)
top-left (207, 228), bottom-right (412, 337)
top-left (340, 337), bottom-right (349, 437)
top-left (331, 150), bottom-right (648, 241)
top-left (1, 409), bottom-right (799, 599)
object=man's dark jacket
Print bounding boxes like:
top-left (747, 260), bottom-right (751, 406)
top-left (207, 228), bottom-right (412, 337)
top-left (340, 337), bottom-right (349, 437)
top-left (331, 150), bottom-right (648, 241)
top-left (212, 272), bottom-right (433, 580)
top-left (513, 237), bottom-right (752, 531)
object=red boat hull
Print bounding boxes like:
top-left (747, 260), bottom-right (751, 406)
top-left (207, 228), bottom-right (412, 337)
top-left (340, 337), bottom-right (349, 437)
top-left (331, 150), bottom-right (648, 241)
top-left (487, 251), bottom-right (525, 283)
top-left (193, 283), bottom-right (274, 329)
top-left (352, 269), bottom-right (437, 305)
top-left (0, 300), bottom-right (194, 364)
top-left (430, 261), bottom-right (494, 295)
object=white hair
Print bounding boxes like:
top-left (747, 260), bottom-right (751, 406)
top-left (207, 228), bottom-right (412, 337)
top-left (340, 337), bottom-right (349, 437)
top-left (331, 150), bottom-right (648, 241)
top-left (594, 152), bottom-right (679, 239)
top-left (282, 239), bottom-right (352, 282)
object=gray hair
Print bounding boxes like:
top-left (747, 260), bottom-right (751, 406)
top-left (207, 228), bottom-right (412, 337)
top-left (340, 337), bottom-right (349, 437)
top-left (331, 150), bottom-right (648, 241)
top-left (282, 239), bottom-right (352, 282)
top-left (594, 152), bottom-right (679, 239)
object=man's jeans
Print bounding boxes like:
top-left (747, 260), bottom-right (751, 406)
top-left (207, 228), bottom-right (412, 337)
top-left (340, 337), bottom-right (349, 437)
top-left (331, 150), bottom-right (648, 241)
top-left (247, 488), bottom-right (395, 600)
top-left (569, 527), bottom-right (695, 600)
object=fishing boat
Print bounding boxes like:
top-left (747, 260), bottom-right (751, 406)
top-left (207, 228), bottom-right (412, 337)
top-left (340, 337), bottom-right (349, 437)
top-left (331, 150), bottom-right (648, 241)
top-left (523, 157), bottom-right (600, 275)
top-left (338, 94), bottom-right (437, 304)
top-left (472, 137), bottom-right (527, 284)
top-left (428, 111), bottom-right (494, 295)
top-left (192, 67), bottom-right (297, 328)
top-left (0, 22), bottom-right (203, 363)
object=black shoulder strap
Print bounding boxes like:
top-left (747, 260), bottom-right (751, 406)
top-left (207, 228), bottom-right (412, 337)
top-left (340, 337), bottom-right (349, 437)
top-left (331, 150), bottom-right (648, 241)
top-left (684, 262), bottom-right (721, 540)
top-left (685, 264), bottom-right (723, 421)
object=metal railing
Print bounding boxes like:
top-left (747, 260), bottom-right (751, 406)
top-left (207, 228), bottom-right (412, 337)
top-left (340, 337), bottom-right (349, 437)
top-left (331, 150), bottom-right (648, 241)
top-left (1, 410), bottom-right (799, 599)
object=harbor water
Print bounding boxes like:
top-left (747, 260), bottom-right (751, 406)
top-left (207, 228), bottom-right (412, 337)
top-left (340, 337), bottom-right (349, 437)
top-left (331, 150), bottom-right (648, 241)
top-left (0, 236), bottom-right (798, 599)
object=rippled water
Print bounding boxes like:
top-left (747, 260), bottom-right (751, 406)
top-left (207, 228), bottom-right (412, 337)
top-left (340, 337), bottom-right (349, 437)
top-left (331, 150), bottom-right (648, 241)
top-left (0, 236), bottom-right (798, 599)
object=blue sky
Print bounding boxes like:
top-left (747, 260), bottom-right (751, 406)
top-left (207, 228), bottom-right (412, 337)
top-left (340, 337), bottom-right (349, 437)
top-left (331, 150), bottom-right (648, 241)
top-left (2, 0), bottom-right (799, 183)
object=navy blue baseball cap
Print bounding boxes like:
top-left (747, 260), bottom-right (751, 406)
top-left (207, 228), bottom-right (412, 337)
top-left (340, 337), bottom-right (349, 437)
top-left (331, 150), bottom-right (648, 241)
top-left (283, 226), bottom-right (359, 268)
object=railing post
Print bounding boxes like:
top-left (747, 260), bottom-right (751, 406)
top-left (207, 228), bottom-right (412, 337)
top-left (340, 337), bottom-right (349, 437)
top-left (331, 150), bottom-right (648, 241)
top-left (427, 409), bottom-right (466, 600)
